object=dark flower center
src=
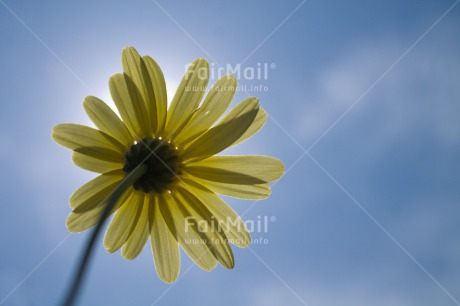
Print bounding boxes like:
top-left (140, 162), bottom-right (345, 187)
top-left (123, 138), bottom-right (181, 194)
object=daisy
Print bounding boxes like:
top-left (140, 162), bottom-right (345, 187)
top-left (52, 47), bottom-right (284, 283)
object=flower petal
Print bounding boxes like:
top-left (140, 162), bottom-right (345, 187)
top-left (72, 152), bottom-right (123, 174)
top-left (159, 193), bottom-right (217, 271)
top-left (122, 195), bottom-right (150, 260)
top-left (231, 107), bottom-right (267, 147)
top-left (185, 155), bottom-right (284, 184)
top-left (69, 169), bottom-right (125, 212)
top-left (164, 59), bottom-right (209, 139)
top-left (183, 178), bottom-right (251, 248)
top-left (150, 195), bottom-right (180, 283)
top-left (182, 97), bottom-right (259, 162)
top-left (83, 96), bottom-right (134, 148)
top-left (104, 191), bottom-right (144, 253)
top-left (109, 73), bottom-right (149, 139)
top-left (66, 187), bottom-right (132, 232)
top-left (175, 185), bottom-right (234, 269)
top-left (143, 56), bottom-right (168, 135)
top-left (121, 47), bottom-right (153, 136)
top-left (186, 175), bottom-right (271, 200)
top-left (175, 75), bottom-right (237, 145)
top-left (52, 123), bottom-right (125, 161)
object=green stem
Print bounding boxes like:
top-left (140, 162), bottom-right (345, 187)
top-left (60, 164), bottom-right (147, 306)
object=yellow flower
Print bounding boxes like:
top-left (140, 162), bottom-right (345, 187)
top-left (52, 47), bottom-right (284, 283)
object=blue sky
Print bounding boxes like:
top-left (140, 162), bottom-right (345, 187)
top-left (1, 0), bottom-right (460, 305)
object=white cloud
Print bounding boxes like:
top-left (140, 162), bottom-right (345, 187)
top-left (295, 39), bottom-right (460, 154)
